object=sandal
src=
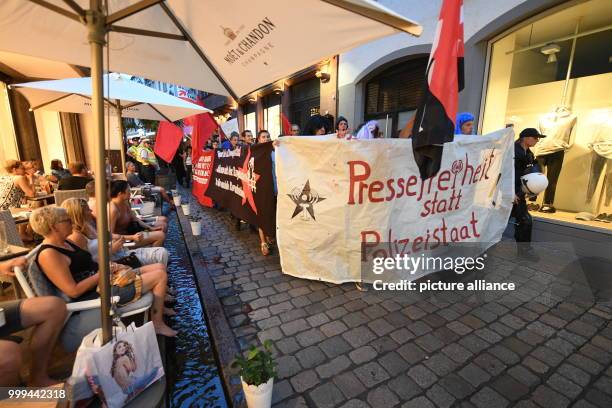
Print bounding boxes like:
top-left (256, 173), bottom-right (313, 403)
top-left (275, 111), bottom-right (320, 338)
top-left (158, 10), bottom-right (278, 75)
top-left (261, 242), bottom-right (270, 256)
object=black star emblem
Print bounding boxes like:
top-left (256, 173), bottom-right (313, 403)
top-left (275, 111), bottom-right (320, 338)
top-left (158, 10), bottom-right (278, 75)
top-left (288, 180), bottom-right (325, 220)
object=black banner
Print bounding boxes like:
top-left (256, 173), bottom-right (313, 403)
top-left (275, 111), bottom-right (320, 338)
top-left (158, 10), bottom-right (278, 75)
top-left (206, 142), bottom-right (276, 237)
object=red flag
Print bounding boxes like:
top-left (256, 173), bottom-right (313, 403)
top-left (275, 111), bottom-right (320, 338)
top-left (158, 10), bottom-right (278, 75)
top-left (281, 112), bottom-right (292, 136)
top-left (411, 0), bottom-right (464, 179)
top-left (154, 121), bottom-right (183, 163)
top-left (191, 113), bottom-right (218, 152)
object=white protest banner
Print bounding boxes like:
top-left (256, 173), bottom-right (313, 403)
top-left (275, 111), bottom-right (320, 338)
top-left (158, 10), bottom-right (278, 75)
top-left (221, 118), bottom-right (239, 136)
top-left (275, 128), bottom-right (515, 283)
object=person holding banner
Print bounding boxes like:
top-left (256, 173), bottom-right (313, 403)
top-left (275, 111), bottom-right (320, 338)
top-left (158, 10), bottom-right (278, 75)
top-left (455, 112), bottom-right (475, 135)
top-left (335, 116), bottom-right (351, 139)
top-left (256, 130), bottom-right (276, 256)
top-left (303, 115), bottom-right (329, 136)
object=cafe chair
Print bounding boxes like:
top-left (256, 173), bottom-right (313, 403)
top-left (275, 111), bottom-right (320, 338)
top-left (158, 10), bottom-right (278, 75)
top-left (13, 246), bottom-right (153, 351)
top-left (0, 210), bottom-right (25, 297)
top-left (54, 189), bottom-right (88, 206)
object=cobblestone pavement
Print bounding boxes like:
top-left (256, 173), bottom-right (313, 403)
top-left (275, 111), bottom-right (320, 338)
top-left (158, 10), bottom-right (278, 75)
top-left (186, 205), bottom-right (612, 408)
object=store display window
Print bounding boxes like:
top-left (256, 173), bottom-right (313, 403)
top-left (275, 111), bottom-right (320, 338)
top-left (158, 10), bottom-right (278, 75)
top-left (481, 0), bottom-right (612, 230)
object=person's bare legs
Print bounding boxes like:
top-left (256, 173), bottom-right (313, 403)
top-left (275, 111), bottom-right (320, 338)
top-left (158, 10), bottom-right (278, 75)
top-left (140, 266), bottom-right (176, 337)
top-left (0, 340), bottom-right (22, 386)
top-left (133, 231), bottom-right (166, 248)
top-left (154, 216), bottom-right (168, 232)
top-left (258, 228), bottom-right (270, 256)
top-left (20, 297), bottom-right (68, 386)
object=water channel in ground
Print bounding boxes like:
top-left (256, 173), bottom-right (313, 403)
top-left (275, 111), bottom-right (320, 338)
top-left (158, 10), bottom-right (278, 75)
top-left (164, 210), bottom-right (228, 408)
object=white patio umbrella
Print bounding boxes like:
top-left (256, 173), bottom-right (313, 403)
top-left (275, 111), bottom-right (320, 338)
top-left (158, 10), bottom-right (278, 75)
top-left (0, 0), bottom-right (421, 343)
top-left (11, 73), bottom-right (211, 171)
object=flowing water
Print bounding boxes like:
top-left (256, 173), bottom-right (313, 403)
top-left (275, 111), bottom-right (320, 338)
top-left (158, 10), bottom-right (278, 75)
top-left (165, 211), bottom-right (228, 408)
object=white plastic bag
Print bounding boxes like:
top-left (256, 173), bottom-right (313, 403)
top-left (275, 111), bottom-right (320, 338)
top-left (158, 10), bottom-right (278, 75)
top-left (86, 322), bottom-right (164, 408)
top-left (67, 324), bottom-right (127, 408)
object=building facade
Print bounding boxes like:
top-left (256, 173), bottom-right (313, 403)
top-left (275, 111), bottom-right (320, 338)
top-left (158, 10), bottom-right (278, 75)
top-left (337, 0), bottom-right (612, 252)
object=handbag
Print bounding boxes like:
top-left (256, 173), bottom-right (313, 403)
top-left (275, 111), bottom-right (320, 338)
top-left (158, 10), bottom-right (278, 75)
top-left (86, 322), bottom-right (164, 408)
top-left (114, 252), bottom-right (143, 269)
top-left (110, 263), bottom-right (138, 288)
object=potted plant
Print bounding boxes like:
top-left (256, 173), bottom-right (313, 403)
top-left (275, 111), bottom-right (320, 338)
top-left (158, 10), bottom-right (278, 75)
top-left (232, 340), bottom-right (277, 408)
top-left (188, 213), bottom-right (202, 236)
top-left (172, 193), bottom-right (182, 207)
top-left (181, 201), bottom-right (191, 216)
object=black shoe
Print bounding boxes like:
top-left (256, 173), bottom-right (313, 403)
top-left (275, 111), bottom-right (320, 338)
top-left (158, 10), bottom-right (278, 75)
top-left (539, 205), bottom-right (556, 213)
top-left (527, 203), bottom-right (540, 211)
top-left (518, 246), bottom-right (540, 262)
top-left (235, 219), bottom-right (241, 231)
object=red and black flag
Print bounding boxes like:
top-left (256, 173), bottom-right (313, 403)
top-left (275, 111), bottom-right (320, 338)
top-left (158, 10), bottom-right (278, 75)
top-left (411, 0), bottom-right (464, 179)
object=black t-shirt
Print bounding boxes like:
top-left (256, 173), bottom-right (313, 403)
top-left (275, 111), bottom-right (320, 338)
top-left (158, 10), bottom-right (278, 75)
top-left (514, 141), bottom-right (538, 196)
top-left (58, 175), bottom-right (93, 190)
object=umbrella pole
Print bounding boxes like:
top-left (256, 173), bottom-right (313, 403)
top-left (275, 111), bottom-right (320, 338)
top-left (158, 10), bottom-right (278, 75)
top-left (87, 0), bottom-right (113, 344)
top-left (116, 100), bottom-right (127, 175)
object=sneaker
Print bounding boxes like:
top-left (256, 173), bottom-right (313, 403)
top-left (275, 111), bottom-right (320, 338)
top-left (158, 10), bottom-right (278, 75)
top-left (539, 205), bottom-right (556, 213)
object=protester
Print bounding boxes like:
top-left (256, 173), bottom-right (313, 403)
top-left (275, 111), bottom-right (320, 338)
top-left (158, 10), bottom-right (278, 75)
top-left (256, 130), bottom-right (276, 256)
top-left (512, 128), bottom-right (545, 260)
top-left (184, 146), bottom-right (193, 187)
top-left (354, 120), bottom-right (379, 139)
top-left (212, 140), bottom-right (219, 150)
top-left (30, 206), bottom-right (176, 337)
top-left (0, 257), bottom-right (67, 387)
top-left (1, 160), bottom-right (35, 210)
top-left (222, 132), bottom-right (240, 150)
top-left (50, 159), bottom-right (71, 180)
top-left (109, 180), bottom-right (167, 247)
top-left (125, 161), bottom-right (174, 207)
top-left (455, 112), bottom-right (475, 135)
top-left (335, 116), bottom-right (350, 139)
top-left (241, 130), bottom-right (254, 146)
top-left (291, 124), bottom-right (300, 136)
top-left (172, 145), bottom-right (186, 187)
top-left (137, 139), bottom-right (158, 184)
top-left (58, 162), bottom-right (93, 190)
top-left (302, 115), bottom-right (329, 136)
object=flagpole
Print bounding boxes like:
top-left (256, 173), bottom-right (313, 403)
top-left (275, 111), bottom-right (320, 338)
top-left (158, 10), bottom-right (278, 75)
top-left (87, 0), bottom-right (112, 344)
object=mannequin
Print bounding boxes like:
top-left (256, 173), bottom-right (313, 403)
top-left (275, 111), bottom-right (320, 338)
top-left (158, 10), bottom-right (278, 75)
top-left (585, 117), bottom-right (612, 209)
top-left (533, 107), bottom-right (577, 213)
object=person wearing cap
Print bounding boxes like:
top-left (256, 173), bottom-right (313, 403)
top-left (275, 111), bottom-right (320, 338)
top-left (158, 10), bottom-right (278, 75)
top-left (512, 128), bottom-right (545, 260)
top-left (137, 139), bottom-right (159, 184)
top-left (127, 137), bottom-right (142, 174)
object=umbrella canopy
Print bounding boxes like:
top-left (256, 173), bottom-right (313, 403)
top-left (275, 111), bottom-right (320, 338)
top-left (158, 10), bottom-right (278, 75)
top-left (0, 0), bottom-right (421, 99)
top-left (11, 73), bottom-right (210, 121)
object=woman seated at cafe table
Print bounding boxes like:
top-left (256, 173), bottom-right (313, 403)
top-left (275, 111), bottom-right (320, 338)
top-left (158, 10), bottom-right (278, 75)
top-left (30, 206), bottom-right (176, 337)
top-left (0, 160), bottom-right (35, 210)
top-left (109, 180), bottom-right (167, 248)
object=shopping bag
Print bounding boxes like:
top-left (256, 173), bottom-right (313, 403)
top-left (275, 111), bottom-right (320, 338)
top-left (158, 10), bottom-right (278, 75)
top-left (86, 322), bottom-right (164, 408)
top-left (67, 324), bottom-right (127, 408)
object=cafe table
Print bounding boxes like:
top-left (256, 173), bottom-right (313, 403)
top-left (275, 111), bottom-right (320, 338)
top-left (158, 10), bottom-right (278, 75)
top-left (0, 244), bottom-right (30, 262)
top-left (25, 193), bottom-right (55, 206)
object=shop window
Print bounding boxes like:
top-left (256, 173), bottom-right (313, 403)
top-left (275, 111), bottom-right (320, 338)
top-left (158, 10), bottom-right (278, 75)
top-left (363, 56), bottom-right (427, 138)
top-left (263, 93), bottom-right (281, 139)
top-left (243, 102), bottom-right (257, 134)
top-left (482, 0), bottom-right (612, 230)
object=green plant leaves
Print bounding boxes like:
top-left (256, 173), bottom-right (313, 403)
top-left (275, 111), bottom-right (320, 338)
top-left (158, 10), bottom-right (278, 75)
top-left (232, 341), bottom-right (278, 386)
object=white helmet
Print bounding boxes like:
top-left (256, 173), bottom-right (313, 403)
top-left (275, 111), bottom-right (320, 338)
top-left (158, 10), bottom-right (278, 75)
top-left (521, 172), bottom-right (548, 196)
